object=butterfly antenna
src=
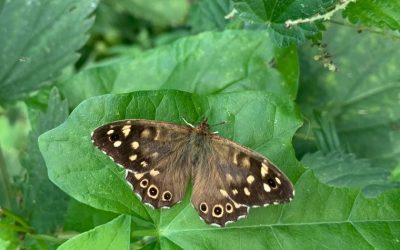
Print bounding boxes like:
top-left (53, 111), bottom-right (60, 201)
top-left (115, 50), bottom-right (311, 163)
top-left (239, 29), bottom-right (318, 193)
top-left (181, 117), bottom-right (195, 128)
top-left (209, 121), bottom-right (227, 128)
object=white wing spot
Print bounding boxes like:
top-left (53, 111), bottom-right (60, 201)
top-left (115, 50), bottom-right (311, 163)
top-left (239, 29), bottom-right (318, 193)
top-left (226, 173), bottom-right (234, 182)
top-left (244, 187), bottom-right (251, 196)
top-left (122, 125), bottom-right (131, 137)
top-left (261, 163), bottom-right (269, 177)
top-left (246, 175), bottom-right (255, 184)
top-left (275, 177), bottom-right (281, 185)
top-left (134, 173), bottom-right (144, 180)
top-left (113, 141), bottom-right (122, 147)
top-left (263, 183), bottom-right (271, 192)
top-left (140, 129), bottom-right (151, 138)
top-left (219, 189), bottom-right (229, 197)
top-left (107, 129), bottom-right (114, 135)
top-left (129, 154), bottom-right (137, 161)
top-left (131, 141), bottom-right (139, 149)
top-left (242, 157), bottom-right (251, 169)
top-left (151, 152), bottom-right (159, 158)
top-left (232, 189), bottom-right (238, 195)
top-left (150, 169), bottom-right (160, 176)
top-left (273, 201), bottom-right (279, 205)
top-left (140, 161), bottom-right (148, 167)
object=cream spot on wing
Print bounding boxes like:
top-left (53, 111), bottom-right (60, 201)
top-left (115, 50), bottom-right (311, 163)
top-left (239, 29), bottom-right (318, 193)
top-left (219, 189), bottom-right (229, 197)
top-left (226, 173), bottom-right (233, 182)
top-left (140, 161), bottom-right (148, 167)
top-left (246, 175), bottom-right (255, 184)
top-left (134, 173), bottom-right (144, 180)
top-left (129, 154), bottom-right (137, 161)
top-left (131, 141), bottom-right (139, 149)
top-left (242, 157), bottom-right (251, 169)
top-left (244, 187), bottom-right (250, 196)
top-left (232, 189), bottom-right (238, 195)
top-left (113, 141), bottom-right (122, 147)
top-left (261, 163), bottom-right (269, 177)
top-left (273, 201), bottom-right (279, 205)
top-left (263, 183), bottom-right (271, 192)
top-left (154, 129), bottom-right (160, 141)
top-left (150, 169), bottom-right (160, 176)
top-left (151, 152), bottom-right (159, 158)
top-left (140, 129), bottom-right (151, 138)
top-left (275, 177), bottom-right (281, 185)
top-left (122, 125), bottom-right (131, 137)
top-left (233, 152), bottom-right (238, 165)
top-left (107, 129), bottom-right (114, 135)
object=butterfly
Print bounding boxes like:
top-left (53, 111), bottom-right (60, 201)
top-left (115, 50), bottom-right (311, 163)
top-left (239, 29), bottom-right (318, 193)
top-left (91, 118), bottom-right (295, 227)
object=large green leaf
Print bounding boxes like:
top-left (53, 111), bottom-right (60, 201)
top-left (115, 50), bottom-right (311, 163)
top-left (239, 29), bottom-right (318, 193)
top-left (0, 0), bottom-right (97, 103)
top-left (21, 88), bottom-right (70, 233)
top-left (297, 22), bottom-right (400, 173)
top-left (189, 0), bottom-right (234, 33)
top-left (344, 0), bottom-right (400, 31)
top-left (105, 0), bottom-right (189, 26)
top-left (39, 90), bottom-right (302, 223)
top-left (58, 214), bottom-right (131, 250)
top-left (232, 0), bottom-right (339, 46)
top-left (302, 151), bottom-right (399, 197)
top-left (59, 30), bottom-right (299, 107)
top-left (161, 171), bottom-right (400, 249)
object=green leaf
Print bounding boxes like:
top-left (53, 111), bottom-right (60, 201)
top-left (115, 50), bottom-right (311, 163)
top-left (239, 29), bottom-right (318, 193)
top-left (39, 90), bottom-right (302, 222)
top-left (58, 214), bottom-right (131, 250)
top-left (63, 199), bottom-right (118, 233)
top-left (59, 30), bottom-right (299, 107)
top-left (21, 88), bottom-right (70, 233)
top-left (297, 22), bottom-right (400, 173)
top-left (302, 151), bottom-right (399, 197)
top-left (344, 0), bottom-right (400, 31)
top-left (188, 0), bottom-right (234, 33)
top-left (232, 0), bottom-right (339, 46)
top-left (105, 0), bottom-right (189, 26)
top-left (161, 170), bottom-right (400, 249)
top-left (0, 0), bottom-right (98, 103)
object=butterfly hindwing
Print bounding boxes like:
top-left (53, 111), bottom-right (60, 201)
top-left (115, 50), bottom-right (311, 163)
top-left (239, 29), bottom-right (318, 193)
top-left (191, 138), bottom-right (294, 226)
top-left (91, 119), bottom-right (192, 208)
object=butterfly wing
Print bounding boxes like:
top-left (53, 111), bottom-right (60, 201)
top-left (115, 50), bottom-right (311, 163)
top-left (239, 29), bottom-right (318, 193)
top-left (191, 136), bottom-right (295, 227)
top-left (91, 119), bottom-right (192, 208)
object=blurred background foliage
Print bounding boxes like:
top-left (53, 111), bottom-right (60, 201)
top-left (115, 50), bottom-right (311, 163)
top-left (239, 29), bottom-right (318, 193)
top-left (1, 0), bottom-right (400, 249)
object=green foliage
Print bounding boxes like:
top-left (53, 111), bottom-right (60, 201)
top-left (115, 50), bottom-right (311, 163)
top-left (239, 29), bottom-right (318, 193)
top-left (0, 0), bottom-right (98, 103)
top-left (1, 0), bottom-right (399, 249)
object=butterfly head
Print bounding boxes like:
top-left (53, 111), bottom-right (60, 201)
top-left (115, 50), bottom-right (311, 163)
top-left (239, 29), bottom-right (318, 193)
top-left (195, 118), bottom-right (210, 134)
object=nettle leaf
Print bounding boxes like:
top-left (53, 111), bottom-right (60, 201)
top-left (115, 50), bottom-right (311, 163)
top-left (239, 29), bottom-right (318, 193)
top-left (59, 30), bottom-right (299, 107)
top-left (105, 0), bottom-right (189, 26)
top-left (0, 0), bottom-right (98, 103)
top-left (39, 90), bottom-right (400, 247)
top-left (38, 90), bottom-right (302, 223)
top-left (162, 171), bottom-right (400, 249)
top-left (297, 22), bottom-right (400, 176)
top-left (232, 0), bottom-right (339, 46)
top-left (58, 215), bottom-right (130, 250)
top-left (302, 151), bottom-right (399, 197)
top-left (21, 88), bottom-right (70, 233)
top-left (344, 0), bottom-right (400, 31)
top-left (189, 0), bottom-right (234, 33)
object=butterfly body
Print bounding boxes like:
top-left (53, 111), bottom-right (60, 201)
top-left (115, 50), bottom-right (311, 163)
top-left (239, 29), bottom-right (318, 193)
top-left (91, 119), bottom-right (294, 227)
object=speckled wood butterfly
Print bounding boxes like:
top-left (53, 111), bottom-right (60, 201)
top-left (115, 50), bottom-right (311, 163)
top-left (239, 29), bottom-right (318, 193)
top-left (91, 119), bottom-right (294, 227)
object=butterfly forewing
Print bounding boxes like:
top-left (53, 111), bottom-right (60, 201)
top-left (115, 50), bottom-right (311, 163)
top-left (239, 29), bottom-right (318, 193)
top-left (91, 119), bottom-right (192, 208)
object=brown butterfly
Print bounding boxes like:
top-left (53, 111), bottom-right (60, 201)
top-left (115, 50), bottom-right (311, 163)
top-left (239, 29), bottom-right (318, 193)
top-left (91, 119), bottom-right (294, 227)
